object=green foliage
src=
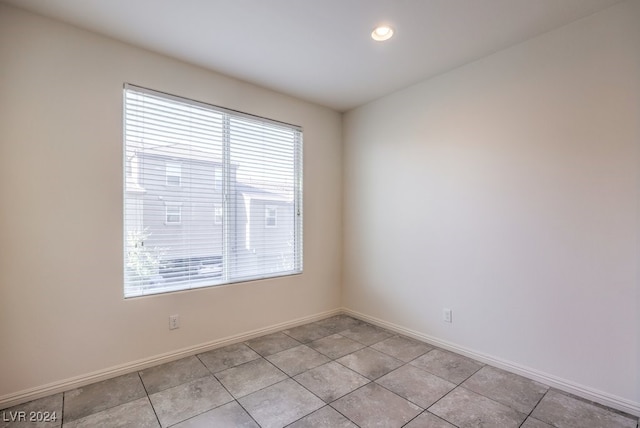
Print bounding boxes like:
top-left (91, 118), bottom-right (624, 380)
top-left (125, 228), bottom-right (164, 283)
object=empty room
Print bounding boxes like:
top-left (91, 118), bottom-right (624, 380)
top-left (0, 0), bottom-right (638, 427)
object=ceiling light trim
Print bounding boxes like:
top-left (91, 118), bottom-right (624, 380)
top-left (371, 25), bottom-right (394, 41)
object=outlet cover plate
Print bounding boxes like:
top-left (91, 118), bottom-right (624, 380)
top-left (169, 314), bottom-right (180, 330)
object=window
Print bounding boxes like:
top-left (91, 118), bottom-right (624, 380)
top-left (214, 204), bottom-right (223, 225)
top-left (165, 204), bottom-right (182, 225)
top-left (213, 168), bottom-right (222, 191)
top-left (265, 206), bottom-right (277, 228)
top-left (123, 84), bottom-right (303, 297)
top-left (165, 162), bottom-right (181, 186)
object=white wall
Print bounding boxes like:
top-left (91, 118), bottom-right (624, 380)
top-left (344, 0), bottom-right (639, 412)
top-left (0, 4), bottom-right (342, 401)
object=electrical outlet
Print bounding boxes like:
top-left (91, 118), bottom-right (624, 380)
top-left (443, 308), bottom-right (452, 323)
top-left (169, 314), bottom-right (180, 330)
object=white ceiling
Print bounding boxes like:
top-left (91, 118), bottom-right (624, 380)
top-left (2, 0), bottom-right (624, 111)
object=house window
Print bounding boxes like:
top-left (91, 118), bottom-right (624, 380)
top-left (165, 205), bottom-right (182, 224)
top-left (166, 162), bottom-right (181, 186)
top-left (123, 84), bottom-right (303, 298)
top-left (265, 206), bottom-right (277, 228)
top-left (213, 168), bottom-right (222, 190)
top-left (214, 204), bottom-right (223, 225)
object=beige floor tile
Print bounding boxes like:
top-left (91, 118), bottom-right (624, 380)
top-left (429, 387), bottom-right (526, 428)
top-left (337, 347), bottom-right (403, 380)
top-left (139, 356), bottom-right (210, 394)
top-left (266, 345), bottom-right (329, 376)
top-left (149, 376), bottom-right (232, 427)
top-left (405, 412), bottom-right (456, 428)
top-left (62, 397), bottom-right (158, 428)
top-left (245, 332), bottom-right (301, 357)
top-left (215, 358), bottom-right (287, 398)
top-left (339, 323), bottom-right (393, 346)
top-left (313, 315), bottom-right (363, 334)
top-left (171, 401), bottom-right (258, 428)
top-left (531, 390), bottom-right (637, 428)
top-left (63, 373), bottom-right (146, 422)
top-left (331, 383), bottom-right (421, 428)
top-left (197, 343), bottom-right (260, 373)
top-left (461, 365), bottom-right (548, 414)
top-left (371, 335), bottom-right (434, 362)
top-left (307, 334), bottom-right (365, 359)
top-left (294, 361), bottom-right (369, 403)
top-left (410, 349), bottom-right (483, 384)
top-left (376, 364), bottom-right (456, 408)
top-left (283, 323), bottom-right (334, 343)
top-left (238, 379), bottom-right (323, 428)
top-left (287, 406), bottom-right (357, 428)
top-left (521, 417), bottom-right (554, 428)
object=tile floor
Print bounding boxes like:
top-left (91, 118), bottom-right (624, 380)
top-left (1, 315), bottom-right (638, 428)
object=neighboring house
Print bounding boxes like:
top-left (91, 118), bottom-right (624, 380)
top-left (236, 183), bottom-right (296, 276)
top-left (125, 151), bottom-right (294, 287)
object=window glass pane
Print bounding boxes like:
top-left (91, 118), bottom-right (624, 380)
top-left (214, 205), bottom-right (223, 225)
top-left (229, 117), bottom-right (298, 279)
top-left (166, 162), bottom-right (181, 186)
top-left (165, 206), bottom-right (181, 224)
top-left (265, 206), bottom-right (277, 228)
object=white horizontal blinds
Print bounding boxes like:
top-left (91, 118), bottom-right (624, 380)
top-left (123, 84), bottom-right (302, 297)
top-left (229, 116), bottom-right (300, 280)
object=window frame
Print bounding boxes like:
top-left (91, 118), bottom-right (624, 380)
top-left (123, 83), bottom-right (303, 298)
top-left (213, 168), bottom-right (222, 191)
top-left (165, 162), bottom-right (182, 187)
top-left (265, 205), bottom-right (278, 228)
top-left (214, 204), bottom-right (223, 225)
top-left (164, 204), bottom-right (182, 225)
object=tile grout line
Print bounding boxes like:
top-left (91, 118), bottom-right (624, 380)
top-left (418, 358), bottom-right (530, 427)
top-left (368, 341), bottom-right (459, 428)
top-left (516, 388), bottom-right (550, 428)
top-left (326, 382), bottom-right (375, 427)
top-left (299, 324), bottom-right (417, 424)
top-left (243, 325), bottom-right (475, 427)
top-left (324, 402), bottom-right (363, 428)
top-left (147, 357), bottom-right (240, 427)
top-left (194, 352), bottom-right (263, 428)
top-left (60, 390), bottom-right (65, 427)
top-left (373, 378), bottom-right (426, 411)
top-left (232, 399), bottom-right (262, 428)
top-left (399, 410), bottom-right (461, 428)
top-left (136, 372), bottom-right (162, 428)
top-left (251, 332), bottom-right (364, 427)
top-left (247, 337), bottom-right (358, 427)
top-left (267, 323), bottom-right (377, 427)
top-left (420, 358), bottom-right (497, 426)
top-left (423, 384), bottom-right (463, 426)
top-left (225, 326), bottom-right (366, 427)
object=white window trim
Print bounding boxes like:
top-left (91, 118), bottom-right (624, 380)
top-left (214, 204), bottom-right (223, 225)
top-left (165, 162), bottom-right (182, 187)
top-left (265, 205), bottom-right (278, 228)
top-left (165, 203), bottom-right (182, 225)
top-left (213, 168), bottom-right (222, 191)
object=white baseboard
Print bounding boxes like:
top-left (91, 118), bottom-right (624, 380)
top-left (0, 308), bottom-right (342, 410)
top-left (342, 308), bottom-right (640, 418)
top-left (4, 307), bottom-right (637, 419)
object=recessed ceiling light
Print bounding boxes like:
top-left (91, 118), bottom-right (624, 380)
top-left (371, 25), bottom-right (394, 41)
